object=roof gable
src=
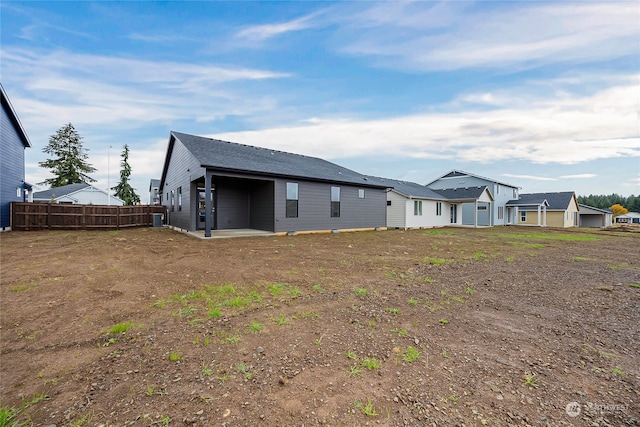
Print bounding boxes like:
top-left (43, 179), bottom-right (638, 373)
top-left (426, 169), bottom-right (519, 189)
top-left (432, 186), bottom-right (494, 202)
top-left (1, 84), bottom-right (31, 148)
top-left (512, 191), bottom-right (577, 210)
top-left (161, 132), bottom-right (388, 189)
top-left (371, 177), bottom-right (447, 200)
top-left (33, 183), bottom-right (91, 200)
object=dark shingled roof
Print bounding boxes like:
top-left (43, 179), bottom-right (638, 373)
top-left (32, 183), bottom-right (90, 200)
top-left (432, 186), bottom-right (492, 201)
top-left (169, 132), bottom-right (388, 188)
top-left (507, 192), bottom-right (575, 210)
top-left (368, 177), bottom-right (447, 200)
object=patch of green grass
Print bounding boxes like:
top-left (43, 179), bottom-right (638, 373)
top-left (361, 357), bottom-right (381, 371)
top-left (354, 398), bottom-right (378, 417)
top-left (451, 295), bottom-right (465, 303)
top-left (612, 367), bottom-right (626, 376)
top-left (168, 350), bottom-right (181, 362)
top-left (610, 262), bottom-right (629, 270)
top-left (505, 256), bottom-right (515, 263)
top-left (274, 314), bottom-right (288, 326)
top-left (628, 283), bottom-right (640, 289)
top-left (223, 334), bottom-right (241, 344)
top-left (346, 349), bottom-right (358, 360)
top-left (174, 306), bottom-right (196, 317)
top-left (267, 282), bottom-right (287, 296)
top-left (348, 364), bottom-right (362, 376)
top-left (422, 256), bottom-right (452, 265)
top-left (249, 321), bottom-right (263, 333)
top-left (236, 362), bottom-right (254, 379)
top-left (9, 283), bottom-right (37, 292)
top-left (312, 284), bottom-right (324, 291)
top-left (408, 297), bottom-right (419, 306)
top-left (423, 229), bottom-right (456, 236)
top-left (152, 300), bottom-right (165, 308)
top-left (353, 287), bottom-right (368, 296)
top-left (472, 251), bottom-right (487, 260)
top-left (439, 318), bottom-right (449, 325)
top-left (424, 277), bottom-right (434, 283)
top-left (391, 328), bottom-right (407, 337)
top-left (207, 307), bottom-right (222, 318)
top-left (384, 307), bottom-right (399, 315)
top-left (597, 286), bottom-right (612, 292)
top-left (573, 256), bottom-right (591, 261)
top-left (403, 346), bottom-right (420, 362)
top-left (464, 287), bottom-right (477, 295)
top-left (108, 321), bottom-right (135, 334)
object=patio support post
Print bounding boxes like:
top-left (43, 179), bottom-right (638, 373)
top-left (474, 200), bottom-right (478, 228)
top-left (205, 170), bottom-right (212, 238)
top-left (543, 206), bottom-right (547, 226)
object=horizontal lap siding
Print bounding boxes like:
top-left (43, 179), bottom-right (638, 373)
top-left (163, 139), bottom-right (202, 231)
top-left (274, 179), bottom-right (386, 233)
top-left (1, 106), bottom-right (26, 229)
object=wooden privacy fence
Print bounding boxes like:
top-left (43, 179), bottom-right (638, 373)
top-left (10, 203), bottom-right (167, 230)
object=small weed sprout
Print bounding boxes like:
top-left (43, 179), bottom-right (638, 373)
top-left (108, 321), bottom-right (134, 334)
top-left (274, 314), bottom-right (288, 326)
top-left (354, 398), bottom-right (378, 417)
top-left (348, 364), bottom-right (362, 376)
top-left (161, 416), bottom-right (171, 426)
top-left (628, 283), bottom-right (640, 289)
top-left (361, 357), bottom-right (381, 371)
top-left (312, 284), bottom-right (324, 291)
top-left (391, 328), bottom-right (407, 337)
top-left (314, 336), bottom-right (323, 345)
top-left (249, 321), bottom-right (263, 333)
top-left (208, 307), bottom-right (222, 318)
top-left (353, 287), bottom-right (368, 296)
top-left (523, 372), bottom-right (538, 388)
top-left (384, 307), bottom-right (399, 315)
top-left (612, 367), bottom-right (626, 376)
top-left (168, 350), bottom-right (181, 362)
top-left (403, 346), bottom-right (420, 362)
top-left (408, 297), bottom-right (419, 306)
top-left (439, 318), bottom-right (448, 325)
top-left (464, 287), bottom-right (477, 295)
top-left (346, 349), bottom-right (358, 360)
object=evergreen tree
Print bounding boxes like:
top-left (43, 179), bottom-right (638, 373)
top-left (111, 144), bottom-right (140, 205)
top-left (39, 123), bottom-right (96, 187)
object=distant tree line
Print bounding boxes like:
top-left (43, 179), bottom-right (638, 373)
top-left (578, 194), bottom-right (640, 212)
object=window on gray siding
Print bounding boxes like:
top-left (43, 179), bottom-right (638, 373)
top-left (286, 182), bottom-right (299, 218)
top-left (414, 200), bottom-right (422, 216)
top-left (330, 186), bottom-right (340, 217)
top-left (436, 202), bottom-right (442, 216)
top-left (177, 187), bottom-right (182, 211)
top-left (521, 211), bottom-right (527, 222)
top-left (358, 189), bottom-right (365, 199)
top-left (498, 206), bottom-right (504, 219)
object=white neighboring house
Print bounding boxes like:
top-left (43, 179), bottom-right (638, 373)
top-left (380, 178), bottom-right (454, 229)
top-left (32, 183), bottom-right (124, 205)
top-left (614, 212), bottom-right (640, 224)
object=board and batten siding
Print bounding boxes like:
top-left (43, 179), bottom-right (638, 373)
top-left (386, 191), bottom-right (407, 228)
top-left (273, 179), bottom-right (386, 233)
top-left (1, 104), bottom-right (27, 229)
top-left (162, 138), bottom-right (203, 231)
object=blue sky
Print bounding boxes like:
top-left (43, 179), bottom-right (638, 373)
top-left (2, 1), bottom-right (639, 203)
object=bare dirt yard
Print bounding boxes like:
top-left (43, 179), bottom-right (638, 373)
top-left (1, 226), bottom-right (639, 427)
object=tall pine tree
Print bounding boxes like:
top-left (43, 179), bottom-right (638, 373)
top-left (39, 123), bottom-right (96, 187)
top-left (111, 144), bottom-right (140, 205)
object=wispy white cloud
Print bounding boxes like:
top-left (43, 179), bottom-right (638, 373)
top-left (336, 2), bottom-right (639, 71)
top-left (212, 74), bottom-right (640, 165)
top-left (235, 10), bottom-right (325, 42)
top-left (559, 174), bottom-right (597, 179)
top-left (503, 174), bottom-right (557, 182)
top-left (2, 47), bottom-right (290, 136)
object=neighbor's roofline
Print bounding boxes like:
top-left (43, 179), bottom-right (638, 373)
top-left (425, 169), bottom-right (520, 189)
top-left (0, 83), bottom-right (31, 148)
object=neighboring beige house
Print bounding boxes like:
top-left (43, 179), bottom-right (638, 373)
top-left (579, 204), bottom-right (612, 228)
top-left (506, 191), bottom-right (579, 228)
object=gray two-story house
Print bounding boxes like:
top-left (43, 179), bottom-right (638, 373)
top-left (158, 132), bottom-right (389, 237)
top-left (426, 170), bottom-right (520, 226)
